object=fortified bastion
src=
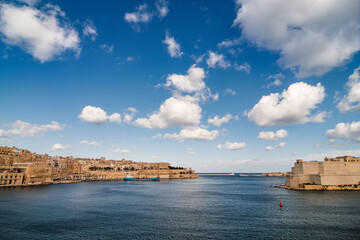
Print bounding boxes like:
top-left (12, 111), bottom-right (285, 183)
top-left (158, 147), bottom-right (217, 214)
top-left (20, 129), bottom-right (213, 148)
top-left (285, 156), bottom-right (360, 190)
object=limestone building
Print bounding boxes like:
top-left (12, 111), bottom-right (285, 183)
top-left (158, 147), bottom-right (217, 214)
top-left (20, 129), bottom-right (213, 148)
top-left (285, 156), bottom-right (360, 190)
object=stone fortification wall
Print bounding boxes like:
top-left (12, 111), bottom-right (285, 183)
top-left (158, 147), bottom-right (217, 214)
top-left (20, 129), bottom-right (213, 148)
top-left (285, 156), bottom-right (360, 190)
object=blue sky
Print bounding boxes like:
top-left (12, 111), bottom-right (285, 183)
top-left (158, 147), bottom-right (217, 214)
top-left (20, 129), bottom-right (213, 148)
top-left (0, 0), bottom-right (359, 172)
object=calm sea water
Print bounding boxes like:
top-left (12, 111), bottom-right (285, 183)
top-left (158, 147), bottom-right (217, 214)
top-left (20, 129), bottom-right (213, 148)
top-left (0, 176), bottom-right (359, 239)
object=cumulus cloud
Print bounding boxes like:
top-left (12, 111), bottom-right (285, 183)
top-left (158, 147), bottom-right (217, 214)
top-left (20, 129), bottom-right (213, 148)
top-left (79, 106), bottom-right (121, 125)
top-left (265, 73), bottom-right (284, 88)
top-left (163, 31), bottom-right (183, 58)
top-left (258, 129), bottom-right (288, 141)
top-left (80, 140), bottom-right (100, 146)
top-left (134, 97), bottom-right (202, 129)
top-left (83, 19), bottom-right (97, 41)
top-left (234, 62), bottom-right (250, 73)
top-left (17, 0), bottom-right (40, 6)
top-left (127, 107), bottom-right (137, 113)
top-left (337, 66), bottom-right (360, 113)
top-left (0, 3), bottom-right (80, 62)
top-left (165, 65), bottom-right (205, 93)
top-left (79, 106), bottom-right (108, 125)
top-left (110, 149), bottom-right (130, 153)
top-left (163, 126), bottom-right (219, 141)
top-left (52, 143), bottom-right (70, 151)
top-left (326, 121), bottom-right (360, 142)
top-left (224, 88), bottom-right (236, 96)
top-left (108, 113), bottom-right (121, 124)
top-left (135, 65), bottom-right (217, 131)
top-left (217, 141), bottom-right (246, 150)
top-left (233, 0), bottom-right (360, 77)
top-left (217, 38), bottom-right (241, 49)
top-left (208, 114), bottom-right (238, 126)
top-left (206, 51), bottom-right (231, 69)
top-left (124, 3), bottom-right (153, 31)
top-left (123, 107), bottom-right (137, 124)
top-left (265, 142), bottom-right (286, 151)
top-left (155, 0), bottom-right (169, 18)
top-left (0, 120), bottom-right (65, 141)
top-left (150, 155), bottom-right (159, 159)
top-left (100, 44), bottom-right (114, 53)
top-left (247, 82), bottom-right (326, 127)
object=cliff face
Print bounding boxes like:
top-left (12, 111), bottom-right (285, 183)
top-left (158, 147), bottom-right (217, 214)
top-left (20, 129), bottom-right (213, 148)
top-left (284, 157), bottom-right (360, 190)
top-left (0, 146), bottom-right (198, 187)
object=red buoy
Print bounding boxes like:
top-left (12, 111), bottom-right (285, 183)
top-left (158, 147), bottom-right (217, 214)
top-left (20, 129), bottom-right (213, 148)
top-left (280, 200), bottom-right (283, 207)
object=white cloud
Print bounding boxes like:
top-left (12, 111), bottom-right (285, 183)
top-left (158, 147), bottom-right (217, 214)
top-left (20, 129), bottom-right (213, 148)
top-left (247, 82), bottom-right (326, 127)
top-left (134, 97), bottom-right (202, 129)
top-left (163, 31), bottom-right (183, 58)
top-left (0, 3), bottom-right (80, 62)
top-left (126, 56), bottom-right (135, 62)
top-left (337, 66), bottom-right (360, 113)
top-left (155, 0), bottom-right (169, 18)
top-left (52, 143), bottom-right (70, 151)
top-left (233, 0), bottom-right (360, 77)
top-left (79, 106), bottom-right (108, 125)
top-left (265, 142), bottom-right (286, 151)
top-left (123, 107), bottom-right (137, 124)
top-left (123, 114), bottom-right (133, 124)
top-left (135, 65), bottom-right (216, 130)
top-left (258, 129), bottom-right (288, 141)
top-left (164, 126), bottom-right (219, 141)
top-left (234, 62), bottom-right (250, 73)
top-left (100, 44), bottom-right (114, 53)
top-left (150, 155), bottom-right (159, 159)
top-left (0, 120), bottom-right (65, 141)
top-left (217, 38), bottom-right (241, 49)
top-left (124, 3), bottom-right (153, 31)
top-left (110, 149), bottom-right (130, 153)
top-left (127, 107), bottom-right (137, 113)
top-left (265, 73), bottom-right (284, 88)
top-left (83, 19), bottom-right (97, 41)
top-left (224, 88), bottom-right (236, 96)
top-left (80, 140), bottom-right (100, 146)
top-left (265, 146), bottom-right (274, 151)
top-left (165, 65), bottom-right (205, 93)
top-left (326, 121), bottom-right (360, 142)
top-left (217, 141), bottom-right (246, 150)
top-left (208, 114), bottom-right (238, 126)
top-left (206, 51), bottom-right (231, 69)
top-left (79, 106), bottom-right (121, 125)
top-left (190, 54), bottom-right (205, 64)
top-left (17, 0), bottom-right (40, 6)
top-left (108, 113), bottom-right (121, 124)
top-left (186, 147), bottom-right (194, 154)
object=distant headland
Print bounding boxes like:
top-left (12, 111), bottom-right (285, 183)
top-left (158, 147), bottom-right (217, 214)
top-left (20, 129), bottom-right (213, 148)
top-left (0, 146), bottom-right (198, 187)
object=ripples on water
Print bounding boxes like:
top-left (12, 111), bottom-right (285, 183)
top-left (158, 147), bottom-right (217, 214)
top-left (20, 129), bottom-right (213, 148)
top-left (0, 176), bottom-right (359, 239)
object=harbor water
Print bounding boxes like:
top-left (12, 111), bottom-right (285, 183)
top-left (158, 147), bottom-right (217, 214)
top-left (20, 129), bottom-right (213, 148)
top-left (0, 176), bottom-right (359, 239)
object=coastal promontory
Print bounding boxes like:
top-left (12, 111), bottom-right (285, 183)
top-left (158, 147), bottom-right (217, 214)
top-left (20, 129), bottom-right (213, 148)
top-left (0, 146), bottom-right (198, 187)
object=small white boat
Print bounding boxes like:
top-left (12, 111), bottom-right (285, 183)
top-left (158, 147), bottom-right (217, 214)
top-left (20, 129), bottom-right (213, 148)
top-left (229, 173), bottom-right (235, 176)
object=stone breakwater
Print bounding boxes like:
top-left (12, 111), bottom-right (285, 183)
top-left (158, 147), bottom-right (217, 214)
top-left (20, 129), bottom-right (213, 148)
top-left (0, 146), bottom-right (198, 187)
top-left (239, 172), bottom-right (287, 177)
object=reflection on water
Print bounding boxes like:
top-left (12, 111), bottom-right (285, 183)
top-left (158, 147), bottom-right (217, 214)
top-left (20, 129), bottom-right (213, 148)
top-left (0, 176), bottom-right (359, 239)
